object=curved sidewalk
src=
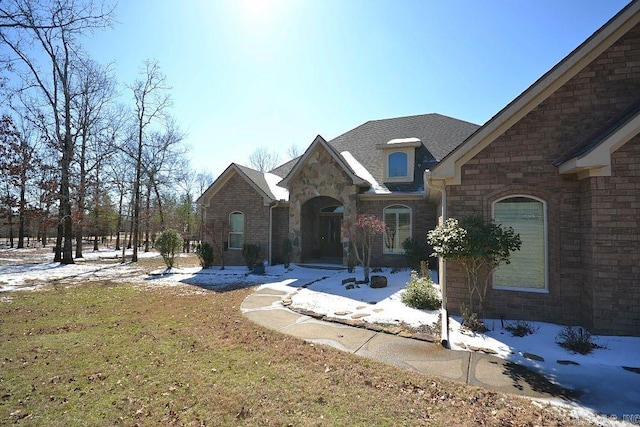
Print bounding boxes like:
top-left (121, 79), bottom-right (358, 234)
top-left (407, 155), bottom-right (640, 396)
top-left (241, 285), bottom-right (574, 402)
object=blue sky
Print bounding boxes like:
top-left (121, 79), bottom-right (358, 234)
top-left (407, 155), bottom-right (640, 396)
top-left (85, 0), bottom-right (632, 178)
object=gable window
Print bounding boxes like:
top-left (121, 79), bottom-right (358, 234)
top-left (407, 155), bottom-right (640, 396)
top-left (228, 211), bottom-right (244, 250)
top-left (493, 196), bottom-right (547, 292)
top-left (383, 205), bottom-right (411, 254)
top-left (388, 152), bottom-right (408, 178)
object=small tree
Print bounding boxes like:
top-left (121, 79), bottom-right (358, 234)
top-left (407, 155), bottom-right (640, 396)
top-left (427, 215), bottom-right (521, 316)
top-left (155, 228), bottom-right (183, 269)
top-left (342, 214), bottom-right (386, 283)
top-left (282, 238), bottom-right (293, 268)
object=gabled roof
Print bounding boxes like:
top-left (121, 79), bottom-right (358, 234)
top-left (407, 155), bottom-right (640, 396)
top-left (277, 135), bottom-right (371, 189)
top-left (197, 163), bottom-right (288, 206)
top-left (555, 101), bottom-right (640, 178)
top-left (431, 0), bottom-right (640, 184)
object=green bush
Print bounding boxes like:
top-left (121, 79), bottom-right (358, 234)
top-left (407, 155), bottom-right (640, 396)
top-left (155, 229), bottom-right (183, 269)
top-left (241, 244), bottom-right (261, 269)
top-left (196, 242), bottom-right (215, 269)
top-left (282, 238), bottom-right (292, 268)
top-left (402, 237), bottom-right (429, 270)
top-left (401, 271), bottom-right (441, 310)
top-left (556, 326), bottom-right (600, 354)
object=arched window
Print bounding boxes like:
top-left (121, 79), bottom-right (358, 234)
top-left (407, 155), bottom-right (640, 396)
top-left (228, 211), bottom-right (244, 250)
top-left (388, 152), bottom-right (408, 177)
top-left (383, 205), bottom-right (411, 254)
top-left (493, 196), bottom-right (548, 292)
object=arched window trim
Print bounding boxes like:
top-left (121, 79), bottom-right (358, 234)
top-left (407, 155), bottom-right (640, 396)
top-left (491, 194), bottom-right (549, 293)
top-left (383, 204), bottom-right (412, 254)
top-left (228, 211), bottom-right (244, 250)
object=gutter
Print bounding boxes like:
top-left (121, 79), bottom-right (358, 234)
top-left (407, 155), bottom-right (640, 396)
top-left (424, 170), bottom-right (450, 348)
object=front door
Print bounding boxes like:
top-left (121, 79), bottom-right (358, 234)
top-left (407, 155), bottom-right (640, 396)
top-left (320, 216), bottom-right (342, 259)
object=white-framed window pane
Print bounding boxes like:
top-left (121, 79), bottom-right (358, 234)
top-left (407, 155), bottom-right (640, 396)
top-left (383, 206), bottom-right (411, 254)
top-left (388, 152), bottom-right (408, 177)
top-left (494, 197), bottom-right (546, 290)
top-left (229, 212), bottom-right (244, 249)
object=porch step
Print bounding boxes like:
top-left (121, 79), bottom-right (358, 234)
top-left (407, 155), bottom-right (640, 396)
top-left (295, 263), bottom-right (347, 271)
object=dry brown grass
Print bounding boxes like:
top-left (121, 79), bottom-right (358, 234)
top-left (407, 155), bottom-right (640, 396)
top-left (0, 253), bottom-right (586, 426)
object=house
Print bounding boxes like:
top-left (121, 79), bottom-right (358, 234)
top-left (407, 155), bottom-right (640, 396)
top-left (427, 0), bottom-right (640, 336)
top-left (197, 114), bottom-right (479, 268)
top-left (198, 0), bottom-right (640, 336)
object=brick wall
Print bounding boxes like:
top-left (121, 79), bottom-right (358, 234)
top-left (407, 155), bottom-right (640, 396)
top-left (357, 198), bottom-right (437, 269)
top-left (203, 171), bottom-right (272, 267)
top-left (445, 23), bottom-right (640, 335)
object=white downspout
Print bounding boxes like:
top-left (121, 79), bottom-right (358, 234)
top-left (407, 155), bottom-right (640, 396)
top-left (424, 170), bottom-right (449, 348)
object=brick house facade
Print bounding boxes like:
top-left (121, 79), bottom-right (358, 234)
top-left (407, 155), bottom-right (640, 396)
top-left (198, 1), bottom-right (639, 336)
top-left (429, 1), bottom-right (640, 335)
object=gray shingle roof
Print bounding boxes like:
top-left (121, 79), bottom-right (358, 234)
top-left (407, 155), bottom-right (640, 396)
top-left (327, 113), bottom-right (479, 192)
top-left (234, 163), bottom-right (277, 200)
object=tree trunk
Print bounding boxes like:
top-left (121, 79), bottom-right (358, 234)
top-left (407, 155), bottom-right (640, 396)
top-left (144, 183), bottom-right (151, 252)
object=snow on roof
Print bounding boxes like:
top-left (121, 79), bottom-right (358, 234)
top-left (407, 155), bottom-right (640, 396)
top-left (340, 151), bottom-right (391, 194)
top-left (265, 172), bottom-right (289, 201)
top-left (386, 137), bottom-right (421, 145)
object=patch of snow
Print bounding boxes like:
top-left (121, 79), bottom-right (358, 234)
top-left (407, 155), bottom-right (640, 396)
top-left (386, 137), bottom-right (421, 145)
top-left (340, 150), bottom-right (391, 194)
top-left (264, 172), bottom-right (289, 201)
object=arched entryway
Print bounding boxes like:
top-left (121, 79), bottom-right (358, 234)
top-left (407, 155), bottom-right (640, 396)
top-left (301, 196), bottom-right (343, 263)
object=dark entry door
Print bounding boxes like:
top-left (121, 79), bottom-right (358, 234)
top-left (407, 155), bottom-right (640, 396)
top-left (320, 216), bottom-right (342, 259)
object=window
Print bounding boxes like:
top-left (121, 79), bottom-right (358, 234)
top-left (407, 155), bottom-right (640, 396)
top-left (388, 152), bottom-right (408, 178)
top-left (493, 196), bottom-right (547, 292)
top-left (383, 205), bottom-right (411, 254)
top-left (228, 212), bottom-right (244, 249)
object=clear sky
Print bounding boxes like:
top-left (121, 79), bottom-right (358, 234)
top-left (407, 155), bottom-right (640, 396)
top-left (84, 0), bottom-right (632, 179)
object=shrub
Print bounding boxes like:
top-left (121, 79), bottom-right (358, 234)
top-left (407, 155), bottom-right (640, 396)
top-left (402, 237), bottom-right (429, 271)
top-left (505, 320), bottom-right (538, 337)
top-left (282, 238), bottom-right (293, 268)
top-left (241, 244), bottom-right (261, 270)
top-left (196, 242), bottom-right (215, 269)
top-left (155, 229), bottom-right (183, 269)
top-left (460, 303), bottom-right (488, 333)
top-left (401, 271), bottom-right (441, 310)
top-left (556, 326), bottom-right (600, 355)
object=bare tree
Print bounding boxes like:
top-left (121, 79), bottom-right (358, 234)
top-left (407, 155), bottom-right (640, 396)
top-left (286, 144), bottom-right (302, 159)
top-left (249, 146), bottom-right (280, 172)
top-left (0, 0), bottom-right (114, 264)
top-left (129, 59), bottom-right (171, 262)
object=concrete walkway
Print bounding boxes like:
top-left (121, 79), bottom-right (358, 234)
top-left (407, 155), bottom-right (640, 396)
top-left (241, 285), bottom-right (575, 402)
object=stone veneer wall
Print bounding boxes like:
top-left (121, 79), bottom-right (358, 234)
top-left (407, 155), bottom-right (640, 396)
top-left (444, 23), bottom-right (640, 335)
top-left (287, 144), bottom-right (359, 263)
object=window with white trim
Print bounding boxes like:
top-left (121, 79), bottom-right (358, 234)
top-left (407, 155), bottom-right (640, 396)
top-left (228, 211), bottom-right (244, 249)
top-left (388, 152), bottom-right (408, 178)
top-left (383, 205), bottom-right (411, 254)
top-left (493, 196), bottom-right (547, 291)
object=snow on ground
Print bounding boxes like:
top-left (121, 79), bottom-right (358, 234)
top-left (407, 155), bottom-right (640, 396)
top-left (1, 249), bottom-right (639, 423)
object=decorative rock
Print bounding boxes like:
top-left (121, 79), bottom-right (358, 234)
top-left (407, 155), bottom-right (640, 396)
top-left (385, 326), bottom-right (404, 335)
top-left (523, 352), bottom-right (545, 362)
top-left (334, 311), bottom-right (352, 316)
top-left (370, 275), bottom-right (387, 289)
top-left (355, 305), bottom-right (367, 310)
top-left (412, 333), bottom-right (437, 342)
top-left (454, 342), bottom-right (467, 349)
top-left (468, 345), bottom-right (499, 355)
top-left (351, 313), bottom-right (370, 319)
top-left (282, 298), bottom-right (292, 306)
top-left (342, 277), bottom-right (356, 285)
top-left (398, 331), bottom-right (413, 338)
top-left (372, 308), bottom-right (384, 313)
top-left (557, 360), bottom-right (580, 366)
